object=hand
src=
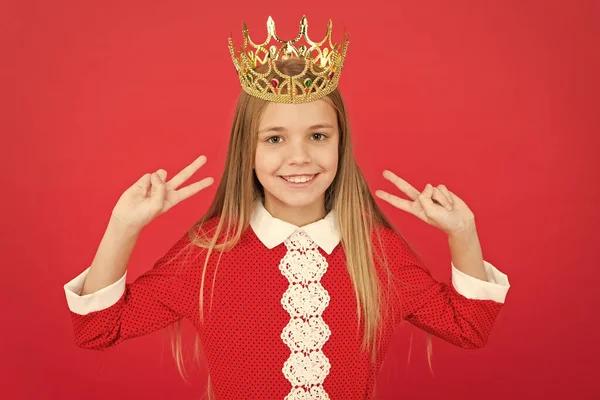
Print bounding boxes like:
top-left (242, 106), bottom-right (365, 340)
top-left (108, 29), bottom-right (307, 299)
top-left (111, 155), bottom-right (214, 232)
top-left (375, 170), bottom-right (475, 236)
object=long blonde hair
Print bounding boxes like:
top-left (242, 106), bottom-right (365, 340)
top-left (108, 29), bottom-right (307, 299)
top-left (167, 59), bottom-right (433, 398)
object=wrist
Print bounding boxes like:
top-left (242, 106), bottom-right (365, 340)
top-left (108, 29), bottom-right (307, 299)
top-left (108, 214), bottom-right (143, 238)
top-left (448, 218), bottom-right (477, 241)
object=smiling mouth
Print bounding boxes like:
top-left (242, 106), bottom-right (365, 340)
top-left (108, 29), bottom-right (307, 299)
top-left (279, 174), bottom-right (318, 183)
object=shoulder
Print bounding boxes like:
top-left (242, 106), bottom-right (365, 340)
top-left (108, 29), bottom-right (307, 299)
top-left (370, 224), bottom-right (406, 253)
top-left (188, 214), bottom-right (255, 252)
top-left (154, 216), bottom-right (224, 271)
top-left (162, 216), bottom-right (223, 257)
top-left (190, 215), bottom-right (221, 235)
top-left (370, 223), bottom-right (425, 269)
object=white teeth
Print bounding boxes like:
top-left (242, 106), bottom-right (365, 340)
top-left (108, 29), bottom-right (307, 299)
top-left (283, 175), bottom-right (315, 183)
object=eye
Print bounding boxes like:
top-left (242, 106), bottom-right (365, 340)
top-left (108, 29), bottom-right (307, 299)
top-left (311, 133), bottom-right (327, 141)
top-left (267, 136), bottom-right (282, 144)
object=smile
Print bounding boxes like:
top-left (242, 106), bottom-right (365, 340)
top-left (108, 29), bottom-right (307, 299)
top-left (280, 174), bottom-right (317, 183)
top-left (279, 173), bottom-right (319, 188)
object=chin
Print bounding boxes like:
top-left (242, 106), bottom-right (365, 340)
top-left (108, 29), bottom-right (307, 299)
top-left (266, 178), bottom-right (331, 208)
top-left (276, 195), bottom-right (322, 209)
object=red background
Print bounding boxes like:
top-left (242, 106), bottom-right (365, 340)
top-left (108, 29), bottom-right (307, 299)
top-left (2, 0), bottom-right (598, 399)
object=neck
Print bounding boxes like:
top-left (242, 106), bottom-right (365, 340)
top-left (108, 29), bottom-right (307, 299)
top-left (263, 196), bottom-right (326, 227)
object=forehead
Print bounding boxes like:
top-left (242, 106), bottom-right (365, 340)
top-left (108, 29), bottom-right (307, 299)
top-left (258, 98), bottom-right (337, 130)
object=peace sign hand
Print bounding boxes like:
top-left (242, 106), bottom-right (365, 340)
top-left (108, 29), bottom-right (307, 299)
top-left (375, 170), bottom-right (475, 236)
top-left (111, 155), bottom-right (214, 233)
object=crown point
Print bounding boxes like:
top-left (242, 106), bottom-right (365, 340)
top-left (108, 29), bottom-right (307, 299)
top-left (267, 16), bottom-right (276, 37)
top-left (300, 15), bottom-right (308, 31)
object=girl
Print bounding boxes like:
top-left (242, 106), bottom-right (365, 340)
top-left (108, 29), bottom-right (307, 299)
top-left (64, 16), bottom-right (510, 400)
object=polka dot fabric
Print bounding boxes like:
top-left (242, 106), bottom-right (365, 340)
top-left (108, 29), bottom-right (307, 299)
top-left (67, 226), bottom-right (205, 350)
top-left (374, 228), bottom-right (504, 349)
top-left (66, 217), bottom-right (506, 399)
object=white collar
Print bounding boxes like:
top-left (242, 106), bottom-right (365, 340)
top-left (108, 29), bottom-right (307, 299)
top-left (249, 200), bottom-right (341, 254)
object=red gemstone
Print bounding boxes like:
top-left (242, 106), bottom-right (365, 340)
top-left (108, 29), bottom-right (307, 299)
top-left (270, 79), bottom-right (278, 88)
top-left (329, 72), bottom-right (335, 80)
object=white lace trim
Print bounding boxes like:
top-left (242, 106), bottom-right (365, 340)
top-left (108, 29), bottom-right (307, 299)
top-left (280, 229), bottom-right (331, 399)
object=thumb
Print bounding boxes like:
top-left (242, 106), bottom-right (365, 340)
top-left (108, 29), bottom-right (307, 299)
top-left (150, 172), bottom-right (166, 209)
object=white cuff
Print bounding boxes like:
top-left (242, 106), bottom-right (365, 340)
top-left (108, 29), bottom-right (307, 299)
top-left (63, 266), bottom-right (127, 315)
top-left (451, 260), bottom-right (510, 303)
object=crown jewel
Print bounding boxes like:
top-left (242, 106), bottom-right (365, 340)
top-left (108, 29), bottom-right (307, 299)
top-left (228, 16), bottom-right (349, 103)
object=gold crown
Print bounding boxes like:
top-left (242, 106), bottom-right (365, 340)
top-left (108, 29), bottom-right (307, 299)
top-left (228, 16), bottom-right (349, 104)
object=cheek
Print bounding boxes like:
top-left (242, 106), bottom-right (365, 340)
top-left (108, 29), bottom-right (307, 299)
top-left (317, 145), bottom-right (339, 171)
top-left (254, 148), bottom-right (281, 176)
top-left (330, 152), bottom-right (339, 169)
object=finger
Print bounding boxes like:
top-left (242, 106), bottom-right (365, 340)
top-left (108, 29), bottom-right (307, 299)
top-left (156, 169), bottom-right (168, 182)
top-left (136, 173), bottom-right (151, 195)
top-left (375, 190), bottom-right (414, 215)
top-left (432, 187), bottom-right (453, 211)
top-left (382, 170), bottom-right (420, 200)
top-left (150, 172), bottom-right (166, 207)
top-left (419, 184), bottom-right (439, 215)
top-left (168, 155), bottom-right (208, 190)
top-left (175, 177), bottom-right (215, 203)
top-left (437, 184), bottom-right (453, 206)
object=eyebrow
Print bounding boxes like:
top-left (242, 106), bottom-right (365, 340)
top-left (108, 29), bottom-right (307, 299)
top-left (258, 123), bottom-right (335, 134)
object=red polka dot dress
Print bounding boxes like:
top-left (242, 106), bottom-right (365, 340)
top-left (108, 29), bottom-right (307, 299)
top-left (64, 201), bottom-right (510, 399)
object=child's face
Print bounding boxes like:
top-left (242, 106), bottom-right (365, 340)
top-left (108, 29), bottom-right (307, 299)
top-left (255, 98), bottom-right (339, 214)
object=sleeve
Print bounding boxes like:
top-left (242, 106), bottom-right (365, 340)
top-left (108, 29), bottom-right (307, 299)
top-left (63, 229), bottom-right (203, 351)
top-left (451, 260), bottom-right (510, 302)
top-left (388, 233), bottom-right (511, 349)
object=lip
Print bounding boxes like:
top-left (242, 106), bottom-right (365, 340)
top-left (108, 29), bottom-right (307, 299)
top-left (279, 173), bottom-right (319, 188)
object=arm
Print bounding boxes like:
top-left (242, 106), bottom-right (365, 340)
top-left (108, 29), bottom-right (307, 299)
top-left (448, 224), bottom-right (486, 281)
top-left (65, 156), bottom-right (214, 350)
top-left (80, 216), bottom-right (141, 296)
top-left (448, 225), bottom-right (510, 302)
top-left (390, 232), bottom-right (510, 348)
top-left (63, 224), bottom-right (203, 350)
top-left (374, 172), bottom-right (510, 347)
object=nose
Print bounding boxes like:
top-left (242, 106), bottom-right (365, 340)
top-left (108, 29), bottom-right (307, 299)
top-left (286, 141), bottom-right (311, 165)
